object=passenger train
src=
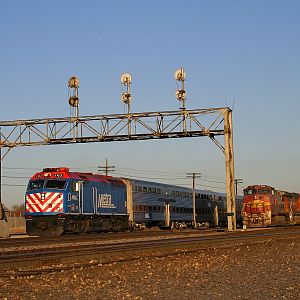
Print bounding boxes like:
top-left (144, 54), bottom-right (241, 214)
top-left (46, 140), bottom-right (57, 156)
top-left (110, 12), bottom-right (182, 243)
top-left (24, 167), bottom-right (243, 236)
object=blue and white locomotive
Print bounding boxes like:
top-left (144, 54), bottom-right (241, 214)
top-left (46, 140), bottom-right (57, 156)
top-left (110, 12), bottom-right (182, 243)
top-left (24, 167), bottom-right (242, 236)
top-left (25, 168), bottom-right (128, 236)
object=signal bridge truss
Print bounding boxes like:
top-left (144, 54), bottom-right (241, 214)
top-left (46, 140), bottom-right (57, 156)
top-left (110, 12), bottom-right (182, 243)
top-left (0, 107), bottom-right (236, 231)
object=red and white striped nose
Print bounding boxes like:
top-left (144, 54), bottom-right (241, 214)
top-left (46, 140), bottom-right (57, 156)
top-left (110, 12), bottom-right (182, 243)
top-left (26, 192), bottom-right (63, 213)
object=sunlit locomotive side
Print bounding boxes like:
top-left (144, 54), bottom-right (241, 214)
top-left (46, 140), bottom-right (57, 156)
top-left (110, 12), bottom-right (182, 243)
top-left (25, 168), bottom-right (128, 236)
top-left (242, 185), bottom-right (300, 227)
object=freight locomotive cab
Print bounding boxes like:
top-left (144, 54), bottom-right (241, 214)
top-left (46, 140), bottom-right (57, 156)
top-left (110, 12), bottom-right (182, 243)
top-left (242, 185), bottom-right (273, 227)
top-left (242, 185), bottom-right (300, 227)
top-left (244, 186), bottom-right (273, 196)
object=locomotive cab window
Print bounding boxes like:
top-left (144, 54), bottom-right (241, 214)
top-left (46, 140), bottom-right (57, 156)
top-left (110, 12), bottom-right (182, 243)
top-left (244, 189), bottom-right (257, 195)
top-left (258, 188), bottom-right (271, 195)
top-left (45, 179), bottom-right (66, 190)
top-left (27, 180), bottom-right (45, 191)
top-left (70, 181), bottom-right (81, 192)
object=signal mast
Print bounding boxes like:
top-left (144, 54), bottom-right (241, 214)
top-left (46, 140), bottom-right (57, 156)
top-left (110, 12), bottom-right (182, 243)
top-left (174, 67), bottom-right (186, 110)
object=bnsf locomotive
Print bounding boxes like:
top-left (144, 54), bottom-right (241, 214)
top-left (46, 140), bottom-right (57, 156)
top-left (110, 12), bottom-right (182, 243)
top-left (242, 185), bottom-right (300, 227)
top-left (24, 167), bottom-right (243, 236)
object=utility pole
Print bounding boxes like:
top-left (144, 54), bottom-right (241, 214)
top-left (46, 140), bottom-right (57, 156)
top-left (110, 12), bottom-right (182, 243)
top-left (187, 172), bottom-right (201, 228)
top-left (234, 179), bottom-right (243, 196)
top-left (0, 144), bottom-right (2, 220)
top-left (98, 158), bottom-right (115, 176)
top-left (0, 142), bottom-right (5, 221)
top-left (0, 144), bottom-right (2, 204)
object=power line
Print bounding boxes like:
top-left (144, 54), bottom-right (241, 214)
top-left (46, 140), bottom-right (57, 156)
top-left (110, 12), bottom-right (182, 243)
top-left (1, 165), bottom-right (228, 190)
top-left (2, 165), bottom-right (228, 183)
top-left (114, 172), bottom-right (187, 181)
top-left (114, 170), bottom-right (225, 190)
top-left (237, 188), bottom-right (244, 194)
top-left (201, 185), bottom-right (226, 191)
top-left (200, 178), bottom-right (226, 184)
top-left (2, 184), bottom-right (27, 187)
top-left (238, 183), bottom-right (246, 190)
top-left (117, 166), bottom-right (227, 182)
top-left (117, 167), bottom-right (182, 175)
top-left (2, 175), bottom-right (29, 179)
top-left (1, 169), bottom-right (227, 189)
top-left (2, 167), bottom-right (38, 170)
top-left (114, 168), bottom-right (226, 183)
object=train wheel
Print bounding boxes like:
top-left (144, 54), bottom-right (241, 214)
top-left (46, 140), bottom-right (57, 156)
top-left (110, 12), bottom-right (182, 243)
top-left (65, 218), bottom-right (81, 234)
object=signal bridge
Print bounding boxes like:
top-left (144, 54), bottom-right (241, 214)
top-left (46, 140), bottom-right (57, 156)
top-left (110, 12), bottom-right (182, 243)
top-left (0, 107), bottom-right (236, 231)
top-left (0, 107), bottom-right (228, 152)
top-left (0, 70), bottom-right (236, 231)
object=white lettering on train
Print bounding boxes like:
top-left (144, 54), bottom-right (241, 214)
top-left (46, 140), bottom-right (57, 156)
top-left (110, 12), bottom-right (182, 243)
top-left (97, 194), bottom-right (116, 208)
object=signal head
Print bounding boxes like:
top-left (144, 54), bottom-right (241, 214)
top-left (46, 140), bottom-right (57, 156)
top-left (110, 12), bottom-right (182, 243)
top-left (68, 76), bottom-right (79, 88)
top-left (121, 92), bottom-right (132, 104)
top-left (174, 68), bottom-right (186, 81)
top-left (120, 73), bottom-right (132, 84)
top-left (69, 96), bottom-right (79, 107)
top-left (176, 90), bottom-right (186, 101)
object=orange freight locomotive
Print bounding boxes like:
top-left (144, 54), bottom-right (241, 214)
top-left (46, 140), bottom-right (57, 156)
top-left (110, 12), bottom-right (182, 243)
top-left (242, 185), bottom-right (300, 227)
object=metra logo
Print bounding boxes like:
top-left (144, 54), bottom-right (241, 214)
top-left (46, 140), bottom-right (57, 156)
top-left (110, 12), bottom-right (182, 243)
top-left (97, 194), bottom-right (116, 209)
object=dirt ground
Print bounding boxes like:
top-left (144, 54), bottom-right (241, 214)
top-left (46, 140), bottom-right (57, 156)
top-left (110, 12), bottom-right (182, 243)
top-left (0, 235), bottom-right (299, 300)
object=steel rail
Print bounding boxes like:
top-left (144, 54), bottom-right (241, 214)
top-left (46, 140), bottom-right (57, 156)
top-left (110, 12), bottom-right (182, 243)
top-left (0, 230), bottom-right (196, 249)
top-left (0, 228), bottom-right (299, 272)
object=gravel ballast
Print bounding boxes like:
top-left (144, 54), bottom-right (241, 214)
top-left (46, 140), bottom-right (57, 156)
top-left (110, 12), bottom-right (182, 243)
top-left (0, 235), bottom-right (299, 299)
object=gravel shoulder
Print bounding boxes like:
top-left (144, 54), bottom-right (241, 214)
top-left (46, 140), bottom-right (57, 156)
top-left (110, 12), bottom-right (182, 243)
top-left (0, 234), bottom-right (299, 300)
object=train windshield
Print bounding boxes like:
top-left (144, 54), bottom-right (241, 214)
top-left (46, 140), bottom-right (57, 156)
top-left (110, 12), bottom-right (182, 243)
top-left (44, 180), bottom-right (66, 190)
top-left (27, 179), bottom-right (66, 191)
top-left (28, 180), bottom-right (45, 191)
top-left (258, 188), bottom-right (271, 195)
top-left (244, 188), bottom-right (257, 195)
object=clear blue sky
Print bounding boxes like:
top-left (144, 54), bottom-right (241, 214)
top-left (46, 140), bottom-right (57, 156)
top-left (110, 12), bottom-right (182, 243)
top-left (0, 1), bottom-right (299, 207)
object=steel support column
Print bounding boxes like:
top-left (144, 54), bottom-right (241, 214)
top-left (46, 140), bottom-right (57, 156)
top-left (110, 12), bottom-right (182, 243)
top-left (223, 108), bottom-right (236, 231)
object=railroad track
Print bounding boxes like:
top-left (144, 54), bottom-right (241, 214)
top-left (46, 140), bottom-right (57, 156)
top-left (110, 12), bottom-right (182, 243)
top-left (0, 226), bottom-right (299, 276)
top-left (0, 228), bottom-right (198, 249)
